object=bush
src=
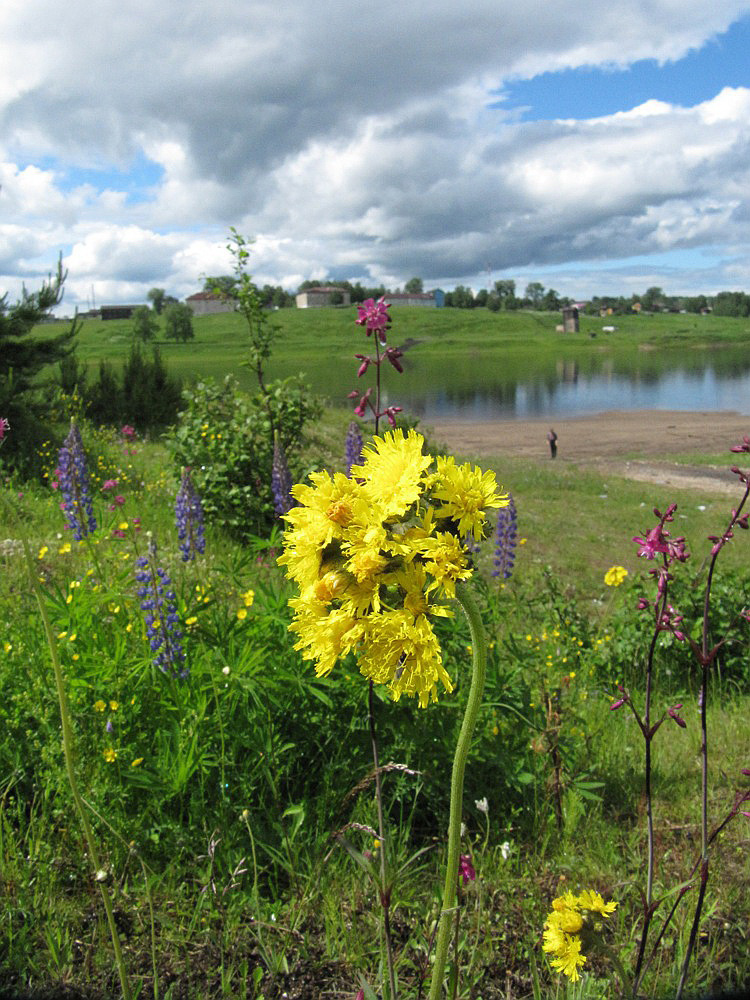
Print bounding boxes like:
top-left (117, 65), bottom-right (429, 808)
top-left (169, 374), bottom-right (320, 539)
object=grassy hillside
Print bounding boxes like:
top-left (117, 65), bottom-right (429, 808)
top-left (41, 306), bottom-right (750, 403)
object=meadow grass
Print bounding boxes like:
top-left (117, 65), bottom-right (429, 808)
top-left (4, 313), bottom-right (750, 998)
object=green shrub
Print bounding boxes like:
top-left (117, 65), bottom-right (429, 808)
top-left (169, 375), bottom-right (320, 539)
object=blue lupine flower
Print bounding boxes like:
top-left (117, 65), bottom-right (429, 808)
top-left (174, 467), bottom-right (206, 562)
top-left (492, 493), bottom-right (517, 580)
top-left (57, 421), bottom-right (97, 541)
top-left (272, 435), bottom-right (293, 516)
top-left (345, 421), bottom-right (363, 476)
top-left (135, 541), bottom-right (187, 679)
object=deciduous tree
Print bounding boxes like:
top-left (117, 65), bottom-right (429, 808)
top-left (164, 302), bottom-right (195, 342)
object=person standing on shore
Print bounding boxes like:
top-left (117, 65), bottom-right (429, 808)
top-left (547, 428), bottom-right (558, 459)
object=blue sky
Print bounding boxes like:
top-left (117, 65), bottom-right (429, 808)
top-left (499, 14), bottom-right (750, 120)
top-left (2, 0), bottom-right (750, 311)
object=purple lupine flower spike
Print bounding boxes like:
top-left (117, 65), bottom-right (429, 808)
top-left (272, 434), bottom-right (293, 516)
top-left (57, 421), bottom-right (97, 541)
top-left (345, 421), bottom-right (363, 476)
top-left (135, 539), bottom-right (187, 679)
top-left (175, 467), bottom-right (206, 562)
top-left (492, 493), bottom-right (517, 580)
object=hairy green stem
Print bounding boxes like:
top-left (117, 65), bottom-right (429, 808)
top-left (16, 526), bottom-right (132, 999)
top-left (428, 580), bottom-right (487, 1000)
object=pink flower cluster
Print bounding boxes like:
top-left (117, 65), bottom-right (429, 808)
top-left (348, 296), bottom-right (404, 427)
top-left (0, 417), bottom-right (9, 440)
top-left (355, 296), bottom-right (391, 340)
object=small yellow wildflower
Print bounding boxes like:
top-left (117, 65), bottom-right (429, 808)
top-left (109, 700), bottom-right (119, 711)
top-left (604, 565), bottom-right (628, 587)
top-left (131, 758), bottom-right (144, 768)
top-left (38, 546), bottom-right (48, 559)
top-left (94, 700), bottom-right (107, 712)
top-left (237, 608), bottom-right (248, 621)
top-left (103, 748), bottom-right (117, 763)
top-left (543, 889), bottom-right (617, 983)
top-left (185, 616), bottom-right (198, 627)
top-left (58, 543), bottom-right (71, 554)
top-left (242, 588), bottom-right (255, 607)
top-left (3, 642), bottom-right (12, 653)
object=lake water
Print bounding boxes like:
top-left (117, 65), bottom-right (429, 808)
top-left (390, 356), bottom-right (750, 421)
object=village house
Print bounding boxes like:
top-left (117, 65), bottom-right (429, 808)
top-left (295, 286), bottom-right (352, 308)
top-left (100, 305), bottom-right (141, 321)
top-left (387, 290), bottom-right (444, 308)
top-left (186, 291), bottom-right (236, 316)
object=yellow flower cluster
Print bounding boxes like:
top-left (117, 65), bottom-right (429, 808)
top-left (278, 429), bottom-right (507, 707)
top-left (543, 889), bottom-right (617, 982)
top-left (604, 565), bottom-right (628, 587)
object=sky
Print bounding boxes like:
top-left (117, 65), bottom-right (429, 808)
top-left (2, 1), bottom-right (750, 313)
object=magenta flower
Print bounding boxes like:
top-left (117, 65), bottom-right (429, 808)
top-left (102, 479), bottom-right (118, 492)
top-left (730, 435), bottom-right (750, 454)
top-left (633, 525), bottom-right (670, 559)
top-left (355, 297), bottom-right (391, 339)
top-left (121, 425), bottom-right (136, 439)
top-left (458, 854), bottom-right (476, 884)
top-left (0, 417), bottom-right (9, 440)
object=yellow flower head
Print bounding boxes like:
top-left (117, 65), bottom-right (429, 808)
top-left (94, 699), bottom-right (107, 712)
top-left (543, 888), bottom-right (617, 982)
top-left (432, 455), bottom-right (508, 538)
top-left (103, 748), bottom-right (117, 763)
top-left (604, 565), bottom-right (628, 587)
top-left (350, 429), bottom-right (432, 519)
top-left (279, 429), bottom-right (506, 706)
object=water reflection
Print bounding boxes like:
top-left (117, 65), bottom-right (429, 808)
top-left (401, 358), bottom-right (750, 420)
top-left (272, 345), bottom-right (750, 419)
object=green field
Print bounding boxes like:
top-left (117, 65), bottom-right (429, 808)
top-left (48, 305), bottom-right (750, 403)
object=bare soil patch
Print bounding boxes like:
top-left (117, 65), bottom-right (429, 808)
top-left (426, 409), bottom-right (749, 494)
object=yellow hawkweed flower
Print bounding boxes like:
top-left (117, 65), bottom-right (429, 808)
top-left (279, 429), bottom-right (505, 707)
top-left (103, 748), bottom-right (117, 763)
top-left (604, 565), bottom-right (628, 587)
top-left (432, 455), bottom-right (508, 538)
top-left (242, 588), bottom-right (255, 607)
top-left (94, 699), bottom-right (107, 712)
top-left (236, 608), bottom-right (248, 621)
top-left (109, 700), bottom-right (119, 711)
top-left (543, 889), bottom-right (617, 983)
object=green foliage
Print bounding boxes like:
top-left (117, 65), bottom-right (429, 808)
top-left (0, 258), bottom-right (79, 472)
top-left (131, 304), bottom-right (159, 342)
top-left (169, 229), bottom-right (320, 539)
top-left (163, 301), bottom-right (195, 342)
top-left (85, 342), bottom-right (183, 433)
top-left (1, 428), bottom-right (750, 997)
top-left (169, 374), bottom-right (319, 539)
top-left (147, 287), bottom-right (166, 314)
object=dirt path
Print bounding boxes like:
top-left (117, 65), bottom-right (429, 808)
top-left (426, 409), bottom-right (750, 494)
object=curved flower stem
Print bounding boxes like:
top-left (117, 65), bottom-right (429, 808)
top-left (368, 680), bottom-right (397, 1000)
top-left (9, 510), bottom-right (132, 1000)
top-left (428, 580), bottom-right (487, 1000)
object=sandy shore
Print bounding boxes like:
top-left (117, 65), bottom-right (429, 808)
top-left (425, 409), bottom-right (750, 494)
top-left (426, 409), bottom-right (749, 460)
